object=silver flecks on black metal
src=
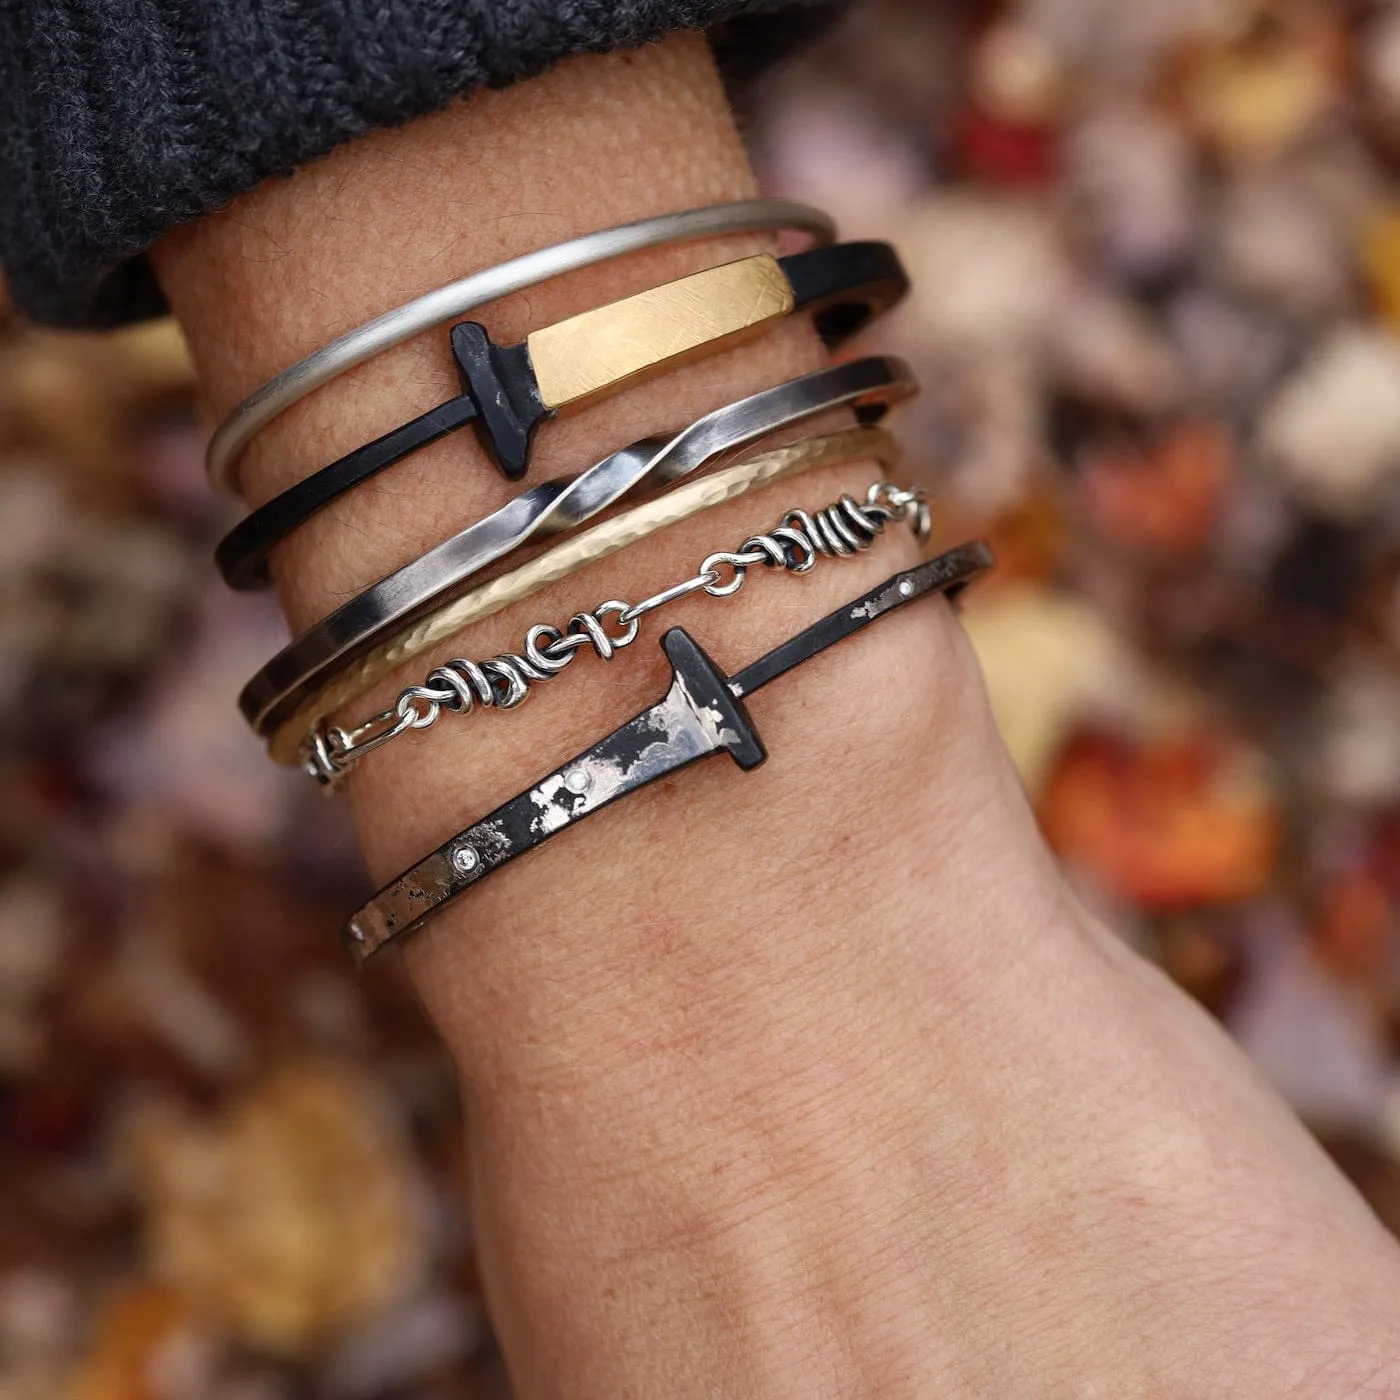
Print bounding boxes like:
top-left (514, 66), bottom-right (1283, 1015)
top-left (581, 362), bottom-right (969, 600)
top-left (302, 480), bottom-right (932, 786)
top-left (344, 543), bottom-right (995, 964)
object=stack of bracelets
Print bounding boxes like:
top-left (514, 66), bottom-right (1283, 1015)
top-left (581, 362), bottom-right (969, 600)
top-left (211, 198), bottom-right (995, 966)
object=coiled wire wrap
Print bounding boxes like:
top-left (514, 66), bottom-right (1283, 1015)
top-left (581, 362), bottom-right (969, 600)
top-left (303, 481), bottom-right (929, 785)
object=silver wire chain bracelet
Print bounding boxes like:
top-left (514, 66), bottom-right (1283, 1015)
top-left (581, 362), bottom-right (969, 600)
top-left (301, 480), bottom-right (931, 786)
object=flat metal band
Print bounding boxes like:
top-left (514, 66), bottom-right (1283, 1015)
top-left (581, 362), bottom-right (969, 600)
top-left (526, 254), bottom-right (795, 411)
top-left (345, 544), bottom-right (994, 964)
top-left (214, 240), bottom-right (908, 590)
top-left (207, 199), bottom-right (838, 495)
top-left (263, 426), bottom-right (904, 764)
top-left (240, 356), bottom-right (917, 737)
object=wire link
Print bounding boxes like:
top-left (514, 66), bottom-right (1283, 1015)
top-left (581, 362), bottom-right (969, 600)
top-left (302, 480), bottom-right (930, 785)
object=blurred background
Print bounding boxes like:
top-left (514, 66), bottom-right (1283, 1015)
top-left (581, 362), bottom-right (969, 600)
top-left (4, 0), bottom-right (1400, 1394)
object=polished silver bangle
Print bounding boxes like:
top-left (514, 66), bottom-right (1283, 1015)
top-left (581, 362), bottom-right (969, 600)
top-left (206, 198), bottom-right (837, 495)
top-left (239, 355), bottom-right (917, 741)
top-left (303, 476), bottom-right (931, 786)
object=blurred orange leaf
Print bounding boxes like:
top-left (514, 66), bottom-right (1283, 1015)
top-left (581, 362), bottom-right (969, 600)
top-left (1040, 729), bottom-right (1280, 908)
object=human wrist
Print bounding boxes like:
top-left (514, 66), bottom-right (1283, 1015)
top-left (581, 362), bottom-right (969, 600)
top-left (151, 29), bottom-right (1400, 1397)
top-left (152, 30), bottom-right (966, 939)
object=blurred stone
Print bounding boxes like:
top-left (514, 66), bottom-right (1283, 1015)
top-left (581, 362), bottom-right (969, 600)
top-left (963, 587), bottom-right (1143, 794)
top-left (129, 1062), bottom-right (430, 1357)
top-left (1232, 931), bottom-right (1390, 1135)
top-left (1165, 290), bottom-right (1292, 410)
top-left (1310, 652), bottom-right (1400, 808)
top-left (894, 193), bottom-right (1069, 355)
top-left (319, 1290), bottom-right (489, 1399)
top-left (1063, 103), bottom-right (1198, 282)
top-left (1180, 14), bottom-right (1342, 166)
top-left (0, 1269), bottom-right (78, 1365)
top-left (1257, 327), bottom-right (1400, 521)
top-left (1361, 4), bottom-right (1400, 131)
top-left (971, 18), bottom-right (1068, 126)
top-left (1047, 288), bottom-right (1183, 414)
top-left (1022, 0), bottom-right (1251, 81)
top-left (1208, 169), bottom-right (1355, 319)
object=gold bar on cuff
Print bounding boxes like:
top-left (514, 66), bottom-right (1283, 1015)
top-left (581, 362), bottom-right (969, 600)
top-left (526, 254), bottom-right (795, 412)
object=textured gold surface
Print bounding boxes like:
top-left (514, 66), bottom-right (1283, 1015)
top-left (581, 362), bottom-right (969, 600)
top-left (267, 427), bottom-right (904, 765)
top-left (527, 255), bottom-right (795, 411)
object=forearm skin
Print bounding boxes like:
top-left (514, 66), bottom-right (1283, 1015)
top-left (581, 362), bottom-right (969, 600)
top-left (156, 34), bottom-right (1400, 1399)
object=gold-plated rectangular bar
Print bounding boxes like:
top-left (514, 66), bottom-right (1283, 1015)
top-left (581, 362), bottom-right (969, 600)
top-left (526, 254), bottom-right (795, 412)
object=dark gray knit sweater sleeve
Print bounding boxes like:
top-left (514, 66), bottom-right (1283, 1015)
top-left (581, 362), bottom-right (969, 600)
top-left (0, 1), bottom-right (844, 328)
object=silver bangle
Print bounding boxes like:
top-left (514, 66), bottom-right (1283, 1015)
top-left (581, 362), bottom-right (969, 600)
top-left (305, 477), bottom-right (931, 785)
top-left (206, 198), bottom-right (837, 495)
top-left (239, 356), bottom-right (916, 740)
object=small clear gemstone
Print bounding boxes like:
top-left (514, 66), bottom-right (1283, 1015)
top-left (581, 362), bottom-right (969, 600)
top-left (565, 768), bottom-right (592, 795)
top-left (899, 579), bottom-right (914, 596)
top-left (452, 846), bottom-right (480, 874)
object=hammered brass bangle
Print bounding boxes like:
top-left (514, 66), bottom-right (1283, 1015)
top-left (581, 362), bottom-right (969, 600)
top-left (263, 425), bottom-right (903, 766)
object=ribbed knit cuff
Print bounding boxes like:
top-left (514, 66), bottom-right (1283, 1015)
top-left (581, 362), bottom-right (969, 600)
top-left (0, 0), bottom-right (844, 327)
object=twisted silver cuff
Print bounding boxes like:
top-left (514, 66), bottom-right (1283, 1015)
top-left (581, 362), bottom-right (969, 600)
top-left (239, 356), bottom-right (916, 738)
